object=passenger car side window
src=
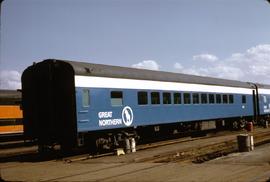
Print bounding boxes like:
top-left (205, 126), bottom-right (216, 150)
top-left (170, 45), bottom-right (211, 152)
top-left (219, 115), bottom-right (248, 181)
top-left (229, 95), bottom-right (234, 104)
top-left (216, 94), bottom-right (221, 104)
top-left (111, 91), bottom-right (123, 106)
top-left (138, 91), bottom-right (148, 105)
top-left (222, 95), bottom-right (228, 104)
top-left (184, 93), bottom-right (191, 104)
top-left (192, 93), bottom-right (199, 104)
top-left (263, 96), bottom-right (267, 103)
top-left (82, 89), bottom-right (90, 107)
top-left (151, 92), bottom-right (160, 105)
top-left (242, 95), bottom-right (246, 104)
top-left (209, 94), bottom-right (215, 104)
top-left (201, 93), bottom-right (208, 104)
top-left (174, 93), bottom-right (181, 104)
top-left (163, 92), bottom-right (171, 104)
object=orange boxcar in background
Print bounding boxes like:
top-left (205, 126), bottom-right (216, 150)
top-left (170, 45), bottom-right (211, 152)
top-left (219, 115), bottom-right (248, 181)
top-left (0, 90), bottom-right (23, 135)
top-left (0, 105), bottom-right (22, 119)
top-left (0, 105), bottom-right (23, 134)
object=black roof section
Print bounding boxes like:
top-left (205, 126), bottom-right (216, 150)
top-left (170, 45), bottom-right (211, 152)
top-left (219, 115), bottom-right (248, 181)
top-left (0, 90), bottom-right (21, 105)
top-left (256, 83), bottom-right (270, 89)
top-left (0, 90), bottom-right (21, 99)
top-left (44, 59), bottom-right (260, 89)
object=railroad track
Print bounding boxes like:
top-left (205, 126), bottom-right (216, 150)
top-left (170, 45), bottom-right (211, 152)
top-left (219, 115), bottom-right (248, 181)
top-left (1, 127), bottom-right (270, 163)
top-left (0, 132), bottom-right (24, 142)
top-left (134, 129), bottom-right (270, 163)
top-left (0, 139), bottom-right (35, 149)
top-left (62, 127), bottom-right (270, 163)
top-left (62, 130), bottom-right (225, 163)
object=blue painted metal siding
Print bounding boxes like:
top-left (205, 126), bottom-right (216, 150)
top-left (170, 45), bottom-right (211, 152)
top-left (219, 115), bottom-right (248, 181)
top-left (258, 94), bottom-right (270, 115)
top-left (75, 87), bottom-right (254, 132)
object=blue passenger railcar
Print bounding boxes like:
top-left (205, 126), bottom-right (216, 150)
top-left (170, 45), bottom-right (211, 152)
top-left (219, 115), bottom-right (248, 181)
top-left (21, 59), bottom-right (270, 150)
top-left (75, 78), bottom-right (254, 132)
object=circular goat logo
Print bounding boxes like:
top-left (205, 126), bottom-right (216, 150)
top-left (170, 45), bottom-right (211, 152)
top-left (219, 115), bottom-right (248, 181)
top-left (122, 106), bottom-right (133, 126)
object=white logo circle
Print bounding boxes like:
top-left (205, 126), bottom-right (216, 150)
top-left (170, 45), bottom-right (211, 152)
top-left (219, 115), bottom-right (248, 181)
top-left (122, 106), bottom-right (133, 126)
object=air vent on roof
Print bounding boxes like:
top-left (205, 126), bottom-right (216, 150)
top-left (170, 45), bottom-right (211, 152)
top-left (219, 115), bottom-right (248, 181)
top-left (85, 67), bottom-right (91, 73)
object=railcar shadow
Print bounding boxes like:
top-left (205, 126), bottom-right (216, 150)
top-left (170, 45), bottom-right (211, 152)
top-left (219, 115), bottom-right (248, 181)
top-left (0, 151), bottom-right (60, 163)
top-left (0, 147), bottom-right (97, 163)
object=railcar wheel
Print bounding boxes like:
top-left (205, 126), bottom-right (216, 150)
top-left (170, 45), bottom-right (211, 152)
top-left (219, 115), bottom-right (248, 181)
top-left (239, 119), bottom-right (246, 129)
top-left (232, 121), bottom-right (238, 130)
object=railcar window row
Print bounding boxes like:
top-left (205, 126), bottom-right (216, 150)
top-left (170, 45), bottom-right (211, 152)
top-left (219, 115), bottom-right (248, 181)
top-left (82, 90), bottom-right (238, 107)
top-left (136, 91), bottom-right (236, 106)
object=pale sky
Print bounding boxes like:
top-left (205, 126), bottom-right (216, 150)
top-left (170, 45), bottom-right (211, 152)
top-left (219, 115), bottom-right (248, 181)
top-left (1, 0), bottom-right (270, 89)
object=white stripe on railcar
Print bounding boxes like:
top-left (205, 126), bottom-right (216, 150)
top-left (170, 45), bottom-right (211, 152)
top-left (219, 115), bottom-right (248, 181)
top-left (75, 75), bottom-right (253, 94)
top-left (258, 89), bottom-right (270, 95)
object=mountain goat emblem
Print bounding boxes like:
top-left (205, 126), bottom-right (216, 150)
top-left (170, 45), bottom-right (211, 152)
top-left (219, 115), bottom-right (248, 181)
top-left (122, 106), bottom-right (133, 126)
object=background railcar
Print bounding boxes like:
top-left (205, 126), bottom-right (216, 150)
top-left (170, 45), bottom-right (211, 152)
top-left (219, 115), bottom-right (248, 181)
top-left (21, 59), bottom-right (268, 151)
top-left (257, 84), bottom-right (270, 120)
top-left (0, 90), bottom-right (23, 135)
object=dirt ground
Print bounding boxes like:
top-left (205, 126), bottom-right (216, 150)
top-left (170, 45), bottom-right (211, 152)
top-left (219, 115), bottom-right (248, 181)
top-left (1, 134), bottom-right (270, 181)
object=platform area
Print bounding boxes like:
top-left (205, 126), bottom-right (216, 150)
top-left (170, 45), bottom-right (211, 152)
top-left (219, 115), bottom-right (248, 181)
top-left (1, 141), bottom-right (270, 181)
